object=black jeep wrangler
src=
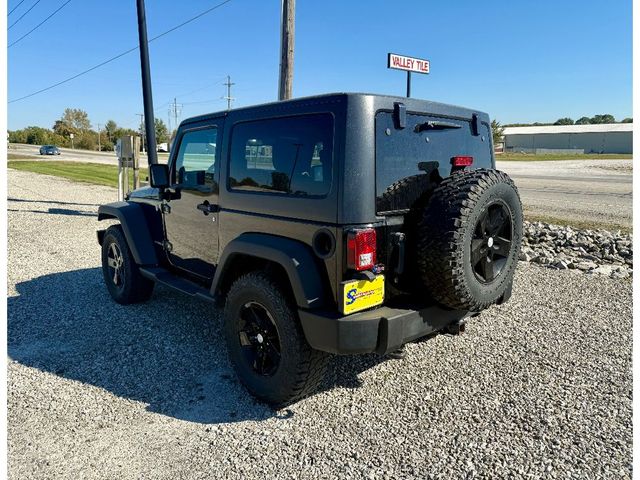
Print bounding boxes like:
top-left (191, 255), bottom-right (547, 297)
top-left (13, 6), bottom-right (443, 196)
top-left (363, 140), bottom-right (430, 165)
top-left (97, 93), bottom-right (522, 405)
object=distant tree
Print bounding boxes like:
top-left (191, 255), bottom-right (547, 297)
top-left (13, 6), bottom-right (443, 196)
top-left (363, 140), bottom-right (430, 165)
top-left (61, 108), bottom-right (91, 131)
top-left (75, 131), bottom-right (97, 150)
top-left (491, 119), bottom-right (504, 146)
top-left (13, 126), bottom-right (55, 145)
top-left (575, 117), bottom-right (592, 125)
top-left (113, 127), bottom-right (137, 140)
top-left (590, 114), bottom-right (615, 124)
top-left (554, 117), bottom-right (574, 125)
top-left (105, 120), bottom-right (118, 141)
top-left (53, 119), bottom-right (75, 138)
top-left (8, 130), bottom-right (27, 144)
top-left (154, 118), bottom-right (169, 144)
top-left (622, 117), bottom-right (633, 123)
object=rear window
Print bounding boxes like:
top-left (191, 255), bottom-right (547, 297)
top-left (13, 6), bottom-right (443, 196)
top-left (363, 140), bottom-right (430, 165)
top-left (375, 111), bottom-right (492, 213)
top-left (229, 114), bottom-right (333, 197)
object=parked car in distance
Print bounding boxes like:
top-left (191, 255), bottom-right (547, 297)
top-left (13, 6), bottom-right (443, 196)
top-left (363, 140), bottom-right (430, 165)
top-left (157, 142), bottom-right (169, 152)
top-left (39, 145), bottom-right (60, 155)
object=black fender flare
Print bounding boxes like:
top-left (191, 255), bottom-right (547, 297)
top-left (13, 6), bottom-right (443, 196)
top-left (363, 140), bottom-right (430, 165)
top-left (97, 202), bottom-right (158, 266)
top-left (211, 233), bottom-right (326, 309)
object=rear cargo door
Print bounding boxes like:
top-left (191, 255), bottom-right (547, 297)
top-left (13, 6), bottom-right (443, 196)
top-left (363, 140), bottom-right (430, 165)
top-left (375, 111), bottom-right (492, 214)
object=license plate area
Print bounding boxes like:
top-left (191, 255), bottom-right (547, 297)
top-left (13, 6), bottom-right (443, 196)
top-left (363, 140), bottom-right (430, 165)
top-left (341, 275), bottom-right (385, 315)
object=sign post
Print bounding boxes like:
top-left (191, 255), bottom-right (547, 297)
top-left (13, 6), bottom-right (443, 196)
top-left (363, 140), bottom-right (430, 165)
top-left (387, 53), bottom-right (430, 98)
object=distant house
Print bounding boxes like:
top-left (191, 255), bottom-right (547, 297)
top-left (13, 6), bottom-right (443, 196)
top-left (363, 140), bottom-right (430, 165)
top-left (502, 123), bottom-right (632, 154)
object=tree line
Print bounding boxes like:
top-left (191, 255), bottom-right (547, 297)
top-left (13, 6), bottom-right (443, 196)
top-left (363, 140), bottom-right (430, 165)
top-left (505, 114), bottom-right (632, 128)
top-left (8, 108), bottom-right (171, 151)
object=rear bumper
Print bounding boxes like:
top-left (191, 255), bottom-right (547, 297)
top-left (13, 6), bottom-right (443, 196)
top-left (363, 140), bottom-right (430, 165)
top-left (299, 303), bottom-right (472, 355)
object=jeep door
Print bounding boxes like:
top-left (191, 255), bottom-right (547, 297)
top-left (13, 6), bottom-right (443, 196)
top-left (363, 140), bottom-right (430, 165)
top-left (163, 120), bottom-right (222, 280)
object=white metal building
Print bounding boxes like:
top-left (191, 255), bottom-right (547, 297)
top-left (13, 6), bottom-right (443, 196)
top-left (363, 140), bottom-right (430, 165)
top-left (502, 123), bottom-right (632, 154)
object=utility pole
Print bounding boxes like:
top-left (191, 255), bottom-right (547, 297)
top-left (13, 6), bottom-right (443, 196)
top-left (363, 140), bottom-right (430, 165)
top-left (223, 75), bottom-right (235, 110)
top-left (278, 0), bottom-right (295, 100)
top-left (170, 98), bottom-right (182, 132)
top-left (96, 123), bottom-right (102, 152)
top-left (136, 113), bottom-right (146, 153)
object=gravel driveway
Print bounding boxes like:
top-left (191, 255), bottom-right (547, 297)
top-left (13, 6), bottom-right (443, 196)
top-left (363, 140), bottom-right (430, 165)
top-left (8, 169), bottom-right (632, 479)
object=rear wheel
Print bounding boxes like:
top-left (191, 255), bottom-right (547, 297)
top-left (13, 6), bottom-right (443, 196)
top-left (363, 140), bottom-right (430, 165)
top-left (223, 271), bottom-right (328, 406)
top-left (101, 225), bottom-right (154, 304)
top-left (417, 169), bottom-right (522, 311)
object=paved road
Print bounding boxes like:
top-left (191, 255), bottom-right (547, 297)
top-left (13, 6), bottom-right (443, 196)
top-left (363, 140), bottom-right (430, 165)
top-left (7, 169), bottom-right (631, 478)
top-left (9, 143), bottom-right (168, 165)
top-left (497, 159), bottom-right (632, 229)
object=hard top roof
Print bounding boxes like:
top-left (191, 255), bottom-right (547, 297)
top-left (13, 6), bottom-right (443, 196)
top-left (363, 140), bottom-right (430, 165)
top-left (180, 92), bottom-right (487, 126)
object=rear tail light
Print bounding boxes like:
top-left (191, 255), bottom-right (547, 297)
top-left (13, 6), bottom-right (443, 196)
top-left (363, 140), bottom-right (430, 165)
top-left (451, 156), bottom-right (473, 167)
top-left (347, 228), bottom-right (376, 271)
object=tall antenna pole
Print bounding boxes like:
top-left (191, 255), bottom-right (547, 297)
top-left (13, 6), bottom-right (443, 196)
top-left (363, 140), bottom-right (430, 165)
top-left (278, 0), bottom-right (295, 100)
top-left (136, 0), bottom-right (158, 165)
top-left (223, 75), bottom-right (235, 110)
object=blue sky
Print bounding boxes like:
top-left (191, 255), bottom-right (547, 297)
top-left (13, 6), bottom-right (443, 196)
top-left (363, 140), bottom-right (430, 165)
top-left (7, 0), bottom-right (632, 130)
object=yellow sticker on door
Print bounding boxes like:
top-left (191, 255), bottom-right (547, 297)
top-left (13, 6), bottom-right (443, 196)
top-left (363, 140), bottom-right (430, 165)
top-left (341, 275), bottom-right (385, 315)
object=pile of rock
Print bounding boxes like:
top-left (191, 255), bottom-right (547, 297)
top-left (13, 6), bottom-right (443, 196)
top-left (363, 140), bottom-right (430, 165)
top-left (519, 221), bottom-right (632, 279)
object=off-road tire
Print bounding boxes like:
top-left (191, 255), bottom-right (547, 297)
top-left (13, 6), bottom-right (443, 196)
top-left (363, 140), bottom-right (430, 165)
top-left (417, 169), bottom-right (522, 311)
top-left (378, 174), bottom-right (432, 213)
top-left (223, 271), bottom-right (329, 407)
top-left (101, 225), bottom-right (154, 304)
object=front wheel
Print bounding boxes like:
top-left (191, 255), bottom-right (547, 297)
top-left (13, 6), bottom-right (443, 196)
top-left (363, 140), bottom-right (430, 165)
top-left (223, 271), bottom-right (328, 406)
top-left (101, 225), bottom-right (154, 304)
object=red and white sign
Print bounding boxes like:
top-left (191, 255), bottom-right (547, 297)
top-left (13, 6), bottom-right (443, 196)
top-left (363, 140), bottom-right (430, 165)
top-left (387, 53), bottom-right (430, 74)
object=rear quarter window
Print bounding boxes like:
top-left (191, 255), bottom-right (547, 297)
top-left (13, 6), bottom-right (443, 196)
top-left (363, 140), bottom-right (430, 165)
top-left (376, 111), bottom-right (492, 213)
top-left (228, 114), bottom-right (333, 197)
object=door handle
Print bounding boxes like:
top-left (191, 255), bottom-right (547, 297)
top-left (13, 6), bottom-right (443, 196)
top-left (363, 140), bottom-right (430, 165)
top-left (196, 201), bottom-right (219, 215)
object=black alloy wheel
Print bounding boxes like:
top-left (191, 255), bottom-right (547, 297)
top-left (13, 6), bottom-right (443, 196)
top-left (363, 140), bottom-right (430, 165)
top-left (471, 201), bottom-right (513, 284)
top-left (238, 301), bottom-right (282, 376)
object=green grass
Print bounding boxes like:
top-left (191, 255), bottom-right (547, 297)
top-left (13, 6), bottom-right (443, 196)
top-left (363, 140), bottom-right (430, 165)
top-left (7, 160), bottom-right (148, 189)
top-left (497, 153), bottom-right (632, 161)
top-left (8, 153), bottom-right (33, 160)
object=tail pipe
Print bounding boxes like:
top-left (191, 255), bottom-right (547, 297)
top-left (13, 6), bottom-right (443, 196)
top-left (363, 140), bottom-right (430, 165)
top-left (136, 0), bottom-right (158, 166)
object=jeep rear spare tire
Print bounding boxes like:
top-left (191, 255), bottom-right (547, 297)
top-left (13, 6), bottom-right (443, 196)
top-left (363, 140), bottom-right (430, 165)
top-left (417, 169), bottom-right (523, 311)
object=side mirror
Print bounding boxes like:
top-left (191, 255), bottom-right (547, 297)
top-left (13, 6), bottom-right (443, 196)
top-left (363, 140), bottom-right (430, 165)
top-left (149, 164), bottom-right (169, 189)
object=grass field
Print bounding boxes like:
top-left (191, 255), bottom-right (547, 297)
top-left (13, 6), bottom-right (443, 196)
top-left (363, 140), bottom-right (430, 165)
top-left (8, 153), bottom-right (33, 160)
top-left (8, 160), bottom-right (148, 189)
top-left (497, 153), bottom-right (632, 161)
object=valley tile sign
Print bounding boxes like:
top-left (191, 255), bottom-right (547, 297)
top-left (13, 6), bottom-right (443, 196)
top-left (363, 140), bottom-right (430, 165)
top-left (387, 53), bottom-right (430, 74)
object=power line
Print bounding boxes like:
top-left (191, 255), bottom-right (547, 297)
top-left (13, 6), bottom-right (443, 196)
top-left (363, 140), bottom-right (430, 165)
top-left (8, 0), bottom-right (42, 30)
top-left (9, 0), bottom-right (234, 103)
top-left (8, 0), bottom-right (73, 48)
top-left (8, 0), bottom-right (27, 16)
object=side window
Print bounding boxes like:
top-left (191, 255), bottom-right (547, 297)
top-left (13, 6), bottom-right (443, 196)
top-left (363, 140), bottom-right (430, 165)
top-left (229, 114), bottom-right (333, 196)
top-left (174, 127), bottom-right (218, 188)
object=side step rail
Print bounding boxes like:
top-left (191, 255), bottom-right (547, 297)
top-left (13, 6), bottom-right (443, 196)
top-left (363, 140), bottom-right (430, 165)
top-left (140, 267), bottom-right (216, 304)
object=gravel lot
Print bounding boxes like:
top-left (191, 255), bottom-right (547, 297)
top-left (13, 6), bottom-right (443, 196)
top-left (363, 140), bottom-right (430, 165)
top-left (8, 169), bottom-right (632, 479)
